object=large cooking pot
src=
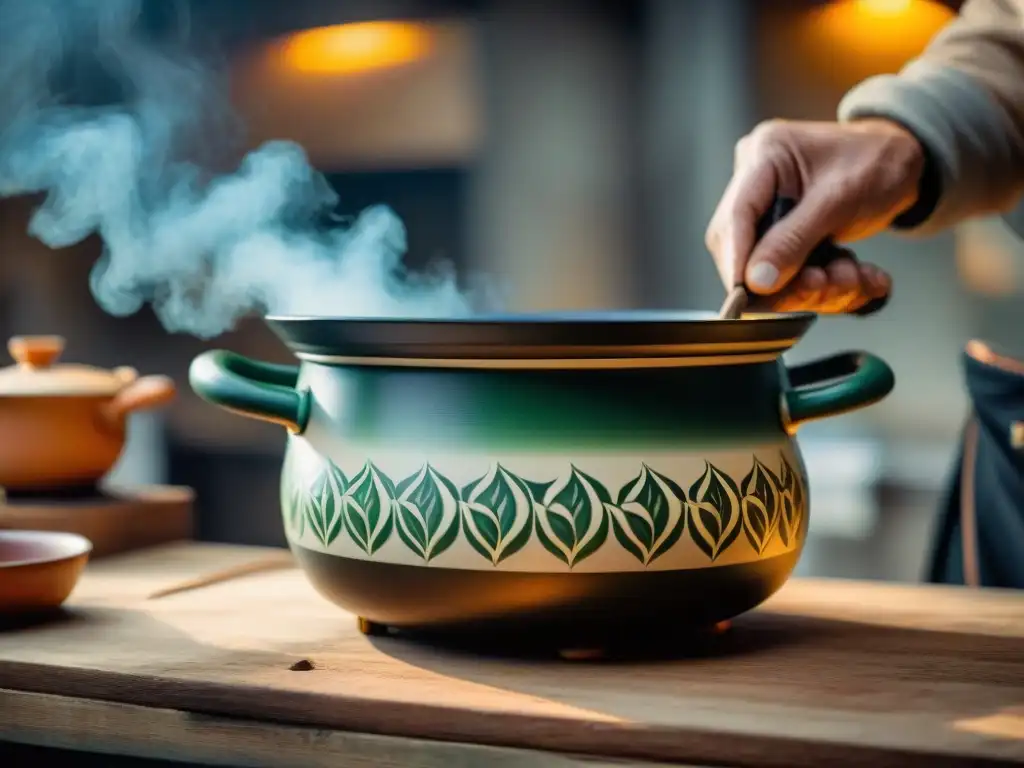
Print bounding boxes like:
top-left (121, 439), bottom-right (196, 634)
top-left (189, 312), bottom-right (894, 642)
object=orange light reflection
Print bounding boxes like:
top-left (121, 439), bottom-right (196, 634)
top-left (279, 21), bottom-right (434, 76)
top-left (857, 0), bottom-right (914, 17)
top-left (798, 0), bottom-right (955, 83)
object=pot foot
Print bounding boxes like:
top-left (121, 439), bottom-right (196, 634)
top-left (556, 622), bottom-right (730, 661)
top-left (352, 618), bottom-right (733, 656)
top-left (357, 617), bottom-right (389, 636)
top-left (557, 647), bottom-right (607, 661)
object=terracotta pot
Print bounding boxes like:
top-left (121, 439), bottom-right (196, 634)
top-left (189, 312), bottom-right (895, 644)
top-left (0, 335), bottom-right (176, 492)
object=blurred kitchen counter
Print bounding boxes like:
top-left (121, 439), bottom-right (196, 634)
top-left (1, 542), bottom-right (1022, 768)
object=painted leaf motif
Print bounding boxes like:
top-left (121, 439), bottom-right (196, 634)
top-left (394, 464), bottom-right (461, 562)
top-left (343, 463), bottom-right (395, 555)
top-left (610, 464), bottom-right (687, 565)
top-left (524, 480), bottom-right (555, 508)
top-left (790, 461), bottom-right (804, 535)
top-left (287, 480), bottom-right (306, 539)
top-left (306, 470), bottom-right (344, 547)
top-left (280, 452), bottom-right (306, 539)
top-left (325, 461), bottom-right (347, 544)
top-left (326, 460), bottom-right (347, 500)
top-left (459, 464), bottom-right (534, 565)
top-left (740, 457), bottom-right (781, 555)
top-left (778, 489), bottom-right (793, 547)
top-left (687, 462), bottom-right (741, 561)
top-left (778, 454), bottom-right (804, 546)
top-left (535, 466), bottom-right (611, 568)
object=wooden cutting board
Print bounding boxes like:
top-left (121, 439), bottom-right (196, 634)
top-left (0, 485), bottom-right (193, 558)
top-left (0, 543), bottom-right (1022, 768)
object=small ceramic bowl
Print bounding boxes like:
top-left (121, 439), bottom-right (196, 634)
top-left (0, 530), bottom-right (92, 614)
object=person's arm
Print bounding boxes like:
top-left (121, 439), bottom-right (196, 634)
top-left (838, 0), bottom-right (1024, 234)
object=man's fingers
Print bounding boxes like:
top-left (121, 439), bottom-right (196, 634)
top-left (825, 257), bottom-right (860, 292)
top-left (799, 266), bottom-right (828, 292)
top-left (767, 288), bottom-right (823, 313)
top-left (744, 192), bottom-right (847, 295)
top-left (745, 259), bottom-right (890, 314)
top-left (708, 160), bottom-right (780, 287)
top-left (860, 263), bottom-right (892, 297)
top-left (705, 196), bottom-right (735, 286)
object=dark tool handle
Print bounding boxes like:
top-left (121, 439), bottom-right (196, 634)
top-left (754, 196), bottom-right (888, 317)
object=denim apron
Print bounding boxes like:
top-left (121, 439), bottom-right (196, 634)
top-left (928, 341), bottom-right (1024, 588)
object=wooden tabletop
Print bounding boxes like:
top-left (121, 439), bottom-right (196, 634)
top-left (0, 542), bottom-right (1022, 768)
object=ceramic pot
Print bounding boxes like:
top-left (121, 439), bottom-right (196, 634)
top-left (190, 312), bottom-right (894, 641)
top-left (0, 336), bottom-right (176, 492)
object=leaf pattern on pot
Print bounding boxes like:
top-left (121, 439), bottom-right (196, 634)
top-left (280, 460), bottom-right (306, 540)
top-left (306, 465), bottom-right (345, 547)
top-left (280, 451), bottom-right (306, 539)
top-left (289, 453), bottom-right (807, 565)
top-left (459, 464), bottom-right (534, 565)
top-left (535, 466), bottom-right (611, 568)
top-left (524, 480), bottom-right (555, 510)
top-left (778, 453), bottom-right (804, 547)
top-left (740, 457), bottom-right (781, 555)
top-left (288, 481), bottom-right (306, 539)
top-left (609, 464), bottom-right (687, 566)
top-left (394, 464), bottom-right (461, 562)
top-left (687, 461), bottom-right (742, 561)
top-left (343, 462), bottom-right (395, 555)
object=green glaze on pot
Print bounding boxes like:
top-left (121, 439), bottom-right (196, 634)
top-left (190, 351), bottom-right (895, 449)
top-left (292, 362), bottom-right (794, 450)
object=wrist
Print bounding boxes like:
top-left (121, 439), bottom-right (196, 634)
top-left (849, 117), bottom-right (939, 229)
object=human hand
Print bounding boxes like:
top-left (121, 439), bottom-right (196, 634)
top-left (705, 118), bottom-right (926, 312)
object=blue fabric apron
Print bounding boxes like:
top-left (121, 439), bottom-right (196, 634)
top-left (928, 342), bottom-right (1024, 588)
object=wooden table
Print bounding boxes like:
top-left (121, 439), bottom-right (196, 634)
top-left (0, 543), bottom-right (1022, 768)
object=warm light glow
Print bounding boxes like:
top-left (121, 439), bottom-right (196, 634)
top-left (954, 707), bottom-right (1024, 741)
top-left (857, 0), bottom-right (914, 17)
top-left (955, 220), bottom-right (1022, 297)
top-left (800, 0), bottom-right (955, 81)
top-left (279, 21), bottom-right (434, 76)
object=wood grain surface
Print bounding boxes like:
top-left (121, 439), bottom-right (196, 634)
top-left (0, 543), bottom-right (1021, 768)
top-left (0, 689), bottom-right (691, 768)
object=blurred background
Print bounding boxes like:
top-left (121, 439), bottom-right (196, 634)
top-left (1, 0), bottom-right (1020, 582)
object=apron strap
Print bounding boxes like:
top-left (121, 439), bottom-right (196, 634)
top-left (959, 414), bottom-right (981, 588)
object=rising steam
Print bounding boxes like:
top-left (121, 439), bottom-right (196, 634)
top-left (0, 0), bottom-right (477, 338)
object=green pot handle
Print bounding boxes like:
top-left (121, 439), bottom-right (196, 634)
top-left (783, 351), bottom-right (894, 431)
top-left (189, 350), bottom-right (310, 434)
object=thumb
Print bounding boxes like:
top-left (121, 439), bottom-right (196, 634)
top-left (744, 194), bottom-right (844, 295)
top-left (719, 163), bottom-right (779, 287)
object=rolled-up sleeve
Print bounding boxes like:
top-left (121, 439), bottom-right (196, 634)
top-left (838, 0), bottom-right (1024, 235)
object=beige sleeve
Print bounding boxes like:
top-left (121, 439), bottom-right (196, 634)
top-left (838, 0), bottom-right (1024, 235)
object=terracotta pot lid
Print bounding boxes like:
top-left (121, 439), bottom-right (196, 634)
top-left (0, 336), bottom-right (137, 397)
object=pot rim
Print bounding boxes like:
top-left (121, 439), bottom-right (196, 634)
top-left (265, 309), bottom-right (816, 323)
top-left (265, 310), bottom-right (817, 364)
top-left (0, 530), bottom-right (93, 569)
